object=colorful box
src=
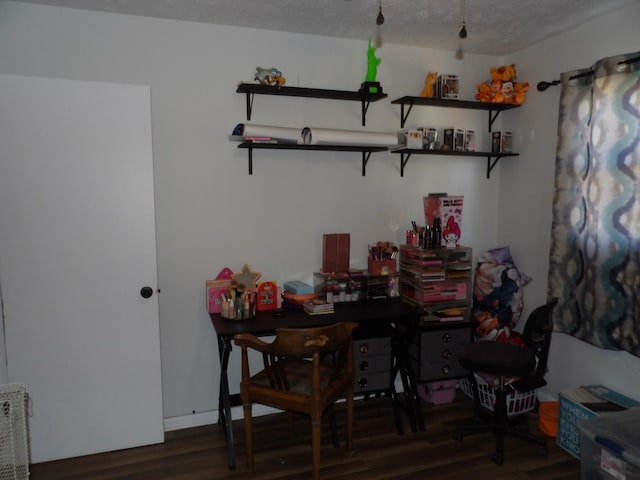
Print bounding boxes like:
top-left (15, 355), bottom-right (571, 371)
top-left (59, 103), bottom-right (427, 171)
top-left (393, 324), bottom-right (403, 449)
top-left (418, 380), bottom-right (457, 404)
top-left (206, 279), bottom-right (231, 314)
top-left (423, 195), bottom-right (464, 248)
top-left (256, 281), bottom-right (278, 311)
top-left (557, 386), bottom-right (640, 459)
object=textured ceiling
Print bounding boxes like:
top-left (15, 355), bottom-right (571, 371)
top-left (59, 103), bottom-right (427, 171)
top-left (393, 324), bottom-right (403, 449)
top-left (10, 0), bottom-right (638, 55)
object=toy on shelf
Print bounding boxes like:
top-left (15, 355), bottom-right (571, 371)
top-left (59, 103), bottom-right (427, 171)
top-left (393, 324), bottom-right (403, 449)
top-left (420, 71), bottom-right (438, 98)
top-left (254, 67), bottom-right (286, 86)
top-left (475, 64), bottom-right (529, 105)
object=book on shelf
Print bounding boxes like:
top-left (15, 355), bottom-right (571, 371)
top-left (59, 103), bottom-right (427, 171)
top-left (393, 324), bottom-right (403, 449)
top-left (303, 298), bottom-right (335, 315)
top-left (432, 307), bottom-right (466, 322)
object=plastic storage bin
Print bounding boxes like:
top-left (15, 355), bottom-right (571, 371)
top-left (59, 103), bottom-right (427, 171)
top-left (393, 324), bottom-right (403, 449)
top-left (578, 407), bottom-right (640, 480)
top-left (459, 373), bottom-right (537, 416)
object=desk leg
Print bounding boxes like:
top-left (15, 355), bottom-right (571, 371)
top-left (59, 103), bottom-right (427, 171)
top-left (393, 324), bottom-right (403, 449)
top-left (217, 335), bottom-right (236, 470)
top-left (393, 322), bottom-right (426, 433)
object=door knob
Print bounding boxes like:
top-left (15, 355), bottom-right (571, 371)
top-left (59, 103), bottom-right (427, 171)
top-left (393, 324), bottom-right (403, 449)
top-left (140, 286), bottom-right (154, 299)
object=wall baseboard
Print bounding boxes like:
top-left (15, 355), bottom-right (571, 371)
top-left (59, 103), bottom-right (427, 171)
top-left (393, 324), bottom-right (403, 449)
top-left (163, 404), bottom-right (279, 432)
top-left (164, 380), bottom-right (407, 432)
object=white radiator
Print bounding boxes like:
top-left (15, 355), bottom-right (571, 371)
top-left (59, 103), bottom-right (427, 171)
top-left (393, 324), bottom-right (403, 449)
top-left (0, 384), bottom-right (29, 480)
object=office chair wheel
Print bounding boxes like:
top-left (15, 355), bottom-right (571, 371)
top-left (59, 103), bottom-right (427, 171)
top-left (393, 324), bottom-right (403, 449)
top-left (491, 452), bottom-right (504, 465)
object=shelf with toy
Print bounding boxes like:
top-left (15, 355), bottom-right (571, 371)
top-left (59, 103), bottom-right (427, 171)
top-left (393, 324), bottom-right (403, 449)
top-left (236, 83), bottom-right (388, 126)
top-left (391, 147), bottom-right (519, 179)
top-left (237, 141), bottom-right (388, 175)
top-left (390, 96), bottom-right (520, 130)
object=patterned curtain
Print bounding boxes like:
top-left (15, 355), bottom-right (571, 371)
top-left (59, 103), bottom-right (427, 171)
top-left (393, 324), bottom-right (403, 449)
top-left (548, 51), bottom-right (640, 357)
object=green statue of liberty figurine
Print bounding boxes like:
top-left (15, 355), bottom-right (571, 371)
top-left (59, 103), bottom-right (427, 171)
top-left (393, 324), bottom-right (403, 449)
top-left (365, 39), bottom-right (381, 83)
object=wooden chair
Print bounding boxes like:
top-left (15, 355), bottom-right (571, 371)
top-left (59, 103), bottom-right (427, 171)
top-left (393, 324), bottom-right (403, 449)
top-left (234, 322), bottom-right (359, 480)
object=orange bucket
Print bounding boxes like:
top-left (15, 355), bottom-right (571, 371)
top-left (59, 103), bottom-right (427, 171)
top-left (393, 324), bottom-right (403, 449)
top-left (538, 401), bottom-right (559, 437)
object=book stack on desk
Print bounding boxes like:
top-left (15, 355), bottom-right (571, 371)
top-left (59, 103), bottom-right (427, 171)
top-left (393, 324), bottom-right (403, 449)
top-left (303, 298), bottom-right (334, 315)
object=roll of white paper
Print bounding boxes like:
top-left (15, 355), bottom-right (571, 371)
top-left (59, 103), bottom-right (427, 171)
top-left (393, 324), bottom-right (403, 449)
top-left (230, 123), bottom-right (302, 143)
top-left (301, 127), bottom-right (402, 147)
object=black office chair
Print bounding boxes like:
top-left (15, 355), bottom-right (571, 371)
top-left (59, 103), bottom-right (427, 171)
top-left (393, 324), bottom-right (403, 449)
top-left (454, 298), bottom-right (558, 465)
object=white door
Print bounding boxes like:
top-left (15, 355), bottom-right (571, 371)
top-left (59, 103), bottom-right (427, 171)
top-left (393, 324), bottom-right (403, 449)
top-left (0, 74), bottom-right (164, 463)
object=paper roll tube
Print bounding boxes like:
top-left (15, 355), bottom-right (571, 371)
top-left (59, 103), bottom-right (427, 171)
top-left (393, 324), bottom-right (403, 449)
top-left (301, 127), bottom-right (402, 147)
top-left (230, 123), bottom-right (302, 143)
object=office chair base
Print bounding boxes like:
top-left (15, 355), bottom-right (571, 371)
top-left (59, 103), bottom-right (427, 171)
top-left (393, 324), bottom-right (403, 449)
top-left (454, 418), bottom-right (548, 465)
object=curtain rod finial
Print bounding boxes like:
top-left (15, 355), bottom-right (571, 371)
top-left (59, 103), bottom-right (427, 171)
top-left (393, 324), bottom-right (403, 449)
top-left (537, 80), bottom-right (560, 92)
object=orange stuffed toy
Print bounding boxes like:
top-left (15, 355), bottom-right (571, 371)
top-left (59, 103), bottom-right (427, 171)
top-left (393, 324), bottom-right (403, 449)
top-left (477, 64), bottom-right (527, 105)
top-left (420, 71), bottom-right (438, 98)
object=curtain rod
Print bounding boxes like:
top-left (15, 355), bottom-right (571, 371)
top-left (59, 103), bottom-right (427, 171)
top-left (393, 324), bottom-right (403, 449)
top-left (537, 55), bottom-right (640, 92)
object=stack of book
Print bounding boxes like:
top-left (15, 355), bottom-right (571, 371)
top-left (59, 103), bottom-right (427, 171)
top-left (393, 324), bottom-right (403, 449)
top-left (303, 298), bottom-right (335, 315)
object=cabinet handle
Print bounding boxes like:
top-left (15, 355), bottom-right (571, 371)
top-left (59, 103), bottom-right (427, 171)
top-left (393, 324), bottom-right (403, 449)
top-left (442, 365), bottom-right (451, 374)
top-left (442, 349), bottom-right (452, 359)
top-left (359, 361), bottom-right (369, 371)
top-left (442, 333), bottom-right (452, 343)
top-left (357, 378), bottom-right (368, 388)
top-left (359, 343), bottom-right (369, 354)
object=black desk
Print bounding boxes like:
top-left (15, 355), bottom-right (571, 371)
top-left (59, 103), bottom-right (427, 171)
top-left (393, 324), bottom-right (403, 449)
top-left (210, 300), bottom-right (422, 470)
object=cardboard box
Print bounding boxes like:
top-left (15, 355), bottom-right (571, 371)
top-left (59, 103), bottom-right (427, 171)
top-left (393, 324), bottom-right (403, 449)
top-left (405, 129), bottom-right (423, 149)
top-left (423, 195), bottom-right (464, 248)
top-left (557, 386), bottom-right (640, 459)
top-left (436, 74), bottom-right (459, 99)
top-left (491, 130), bottom-right (513, 153)
top-left (419, 127), bottom-right (438, 150)
top-left (464, 129), bottom-right (476, 151)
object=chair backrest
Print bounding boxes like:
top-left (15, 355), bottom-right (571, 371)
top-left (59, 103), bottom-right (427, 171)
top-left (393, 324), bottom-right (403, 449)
top-left (235, 322), bottom-right (359, 395)
top-left (521, 297), bottom-right (558, 379)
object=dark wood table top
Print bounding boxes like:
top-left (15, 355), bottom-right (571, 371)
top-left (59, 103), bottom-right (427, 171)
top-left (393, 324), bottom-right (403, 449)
top-left (211, 299), bottom-right (423, 338)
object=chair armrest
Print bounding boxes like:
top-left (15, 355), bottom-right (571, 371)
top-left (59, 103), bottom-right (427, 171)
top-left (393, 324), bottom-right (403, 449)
top-left (234, 333), bottom-right (270, 351)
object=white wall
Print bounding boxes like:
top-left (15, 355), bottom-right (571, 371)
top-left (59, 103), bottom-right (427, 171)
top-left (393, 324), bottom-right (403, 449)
top-left (500, 3), bottom-right (640, 401)
top-left (0, 2), bottom-right (503, 425)
top-left (0, 0), bottom-right (638, 432)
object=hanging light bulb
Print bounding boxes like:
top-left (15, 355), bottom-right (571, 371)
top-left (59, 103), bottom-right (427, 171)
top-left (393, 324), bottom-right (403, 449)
top-left (458, 0), bottom-right (467, 39)
top-left (459, 21), bottom-right (467, 39)
top-left (376, 1), bottom-right (385, 25)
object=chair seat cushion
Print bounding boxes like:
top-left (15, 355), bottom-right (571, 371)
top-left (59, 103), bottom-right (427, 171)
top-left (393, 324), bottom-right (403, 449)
top-left (458, 341), bottom-right (535, 377)
top-left (252, 359), bottom-right (337, 395)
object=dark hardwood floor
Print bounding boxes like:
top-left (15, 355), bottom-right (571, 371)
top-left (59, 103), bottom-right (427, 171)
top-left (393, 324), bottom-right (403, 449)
top-left (30, 394), bottom-right (580, 479)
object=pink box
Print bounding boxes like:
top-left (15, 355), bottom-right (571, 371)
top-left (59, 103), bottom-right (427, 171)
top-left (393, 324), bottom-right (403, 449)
top-left (418, 380), bottom-right (457, 405)
top-left (423, 195), bottom-right (464, 248)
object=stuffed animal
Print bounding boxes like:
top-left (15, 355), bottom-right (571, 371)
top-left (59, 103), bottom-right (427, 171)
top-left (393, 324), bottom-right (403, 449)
top-left (474, 80), bottom-right (492, 102)
top-left (420, 71), bottom-right (438, 98)
top-left (477, 64), bottom-right (527, 105)
top-left (511, 82), bottom-right (529, 105)
top-left (255, 67), bottom-right (286, 86)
